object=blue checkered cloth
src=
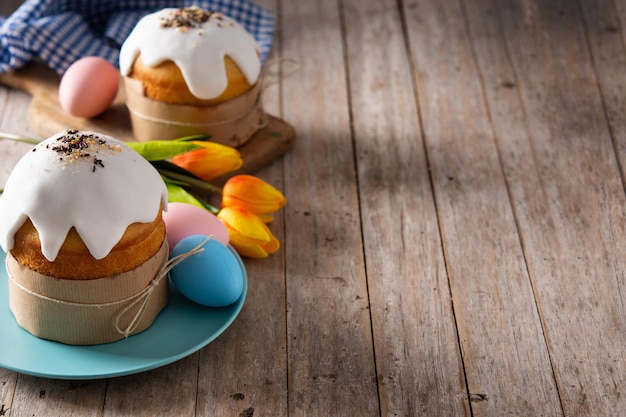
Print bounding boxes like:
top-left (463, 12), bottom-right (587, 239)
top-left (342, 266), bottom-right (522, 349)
top-left (0, 0), bottom-right (274, 75)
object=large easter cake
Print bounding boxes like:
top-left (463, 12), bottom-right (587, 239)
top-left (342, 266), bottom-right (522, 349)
top-left (0, 130), bottom-right (169, 345)
top-left (119, 6), bottom-right (264, 145)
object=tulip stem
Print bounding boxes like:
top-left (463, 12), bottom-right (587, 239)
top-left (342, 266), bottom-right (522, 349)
top-left (0, 132), bottom-right (40, 145)
top-left (157, 169), bottom-right (223, 195)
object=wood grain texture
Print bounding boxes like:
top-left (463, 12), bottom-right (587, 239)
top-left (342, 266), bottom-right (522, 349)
top-left (9, 377), bottom-right (106, 417)
top-left (0, 87), bottom-right (40, 189)
top-left (466, 0), bottom-right (626, 415)
top-left (2, 0), bottom-right (626, 415)
top-left (0, 369), bottom-right (16, 417)
top-left (103, 355), bottom-right (199, 417)
top-left (341, 0), bottom-right (468, 415)
top-left (280, 0), bottom-right (379, 416)
top-left (195, 2), bottom-right (289, 416)
top-left (582, 0), bottom-right (626, 176)
top-left (403, 0), bottom-right (562, 415)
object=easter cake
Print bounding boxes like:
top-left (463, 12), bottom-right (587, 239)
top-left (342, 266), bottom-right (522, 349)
top-left (119, 6), bottom-right (264, 145)
top-left (0, 130), bottom-right (169, 345)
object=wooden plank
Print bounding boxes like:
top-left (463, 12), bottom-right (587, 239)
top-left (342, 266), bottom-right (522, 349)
top-left (8, 376), bottom-right (106, 417)
top-left (0, 1), bottom-right (19, 16)
top-left (464, 0), bottom-right (626, 415)
top-left (0, 88), bottom-right (41, 188)
top-left (585, 0), bottom-right (626, 180)
top-left (280, 0), bottom-right (379, 416)
top-left (0, 369), bottom-right (16, 417)
top-left (103, 355), bottom-right (199, 417)
top-left (403, 0), bottom-right (562, 415)
top-left (195, 1), bottom-right (289, 416)
top-left (340, 0), bottom-right (469, 416)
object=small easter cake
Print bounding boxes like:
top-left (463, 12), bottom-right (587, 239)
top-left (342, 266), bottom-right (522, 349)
top-left (0, 130), bottom-right (169, 345)
top-left (119, 6), bottom-right (264, 145)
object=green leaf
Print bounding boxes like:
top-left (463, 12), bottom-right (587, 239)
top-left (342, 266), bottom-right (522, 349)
top-left (126, 140), bottom-right (203, 161)
top-left (165, 182), bottom-right (219, 214)
top-left (165, 182), bottom-right (205, 208)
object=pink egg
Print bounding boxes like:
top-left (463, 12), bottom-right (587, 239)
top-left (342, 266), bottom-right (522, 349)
top-left (59, 57), bottom-right (119, 118)
top-left (163, 202), bottom-right (230, 251)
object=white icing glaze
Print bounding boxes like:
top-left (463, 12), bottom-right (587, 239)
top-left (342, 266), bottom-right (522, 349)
top-left (119, 7), bottom-right (261, 100)
top-left (0, 131), bottom-right (168, 261)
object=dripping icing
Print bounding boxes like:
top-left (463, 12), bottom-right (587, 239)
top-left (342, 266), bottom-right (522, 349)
top-left (119, 7), bottom-right (261, 100)
top-left (0, 130), bottom-right (168, 261)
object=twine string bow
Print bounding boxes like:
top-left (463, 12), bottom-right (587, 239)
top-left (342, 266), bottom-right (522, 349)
top-left (115, 235), bottom-right (213, 337)
top-left (126, 58), bottom-right (300, 130)
top-left (7, 236), bottom-right (213, 339)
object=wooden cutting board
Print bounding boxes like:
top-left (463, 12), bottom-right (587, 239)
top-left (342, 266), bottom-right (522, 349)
top-left (0, 63), bottom-right (295, 182)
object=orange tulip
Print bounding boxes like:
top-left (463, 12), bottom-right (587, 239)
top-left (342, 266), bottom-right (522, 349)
top-left (222, 175), bottom-right (286, 217)
top-left (172, 141), bottom-right (243, 181)
top-left (218, 206), bottom-right (280, 258)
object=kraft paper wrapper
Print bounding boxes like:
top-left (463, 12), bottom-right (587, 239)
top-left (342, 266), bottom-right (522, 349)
top-left (124, 77), bottom-right (265, 146)
top-left (6, 241), bottom-right (169, 345)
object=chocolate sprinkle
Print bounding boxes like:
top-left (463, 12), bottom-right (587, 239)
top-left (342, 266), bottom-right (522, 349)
top-left (159, 6), bottom-right (216, 29)
top-left (48, 130), bottom-right (121, 172)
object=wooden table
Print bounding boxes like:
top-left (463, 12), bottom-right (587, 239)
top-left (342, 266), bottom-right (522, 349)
top-left (1, 0), bottom-right (625, 416)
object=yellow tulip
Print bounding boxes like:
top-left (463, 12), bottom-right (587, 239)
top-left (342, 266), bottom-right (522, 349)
top-left (172, 141), bottom-right (243, 181)
top-left (222, 175), bottom-right (286, 216)
top-left (218, 206), bottom-right (280, 258)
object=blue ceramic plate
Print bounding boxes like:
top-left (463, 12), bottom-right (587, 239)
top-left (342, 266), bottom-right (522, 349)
top-left (0, 247), bottom-right (247, 380)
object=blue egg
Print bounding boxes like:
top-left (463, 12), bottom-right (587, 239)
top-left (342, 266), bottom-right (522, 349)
top-left (169, 235), bottom-right (244, 307)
